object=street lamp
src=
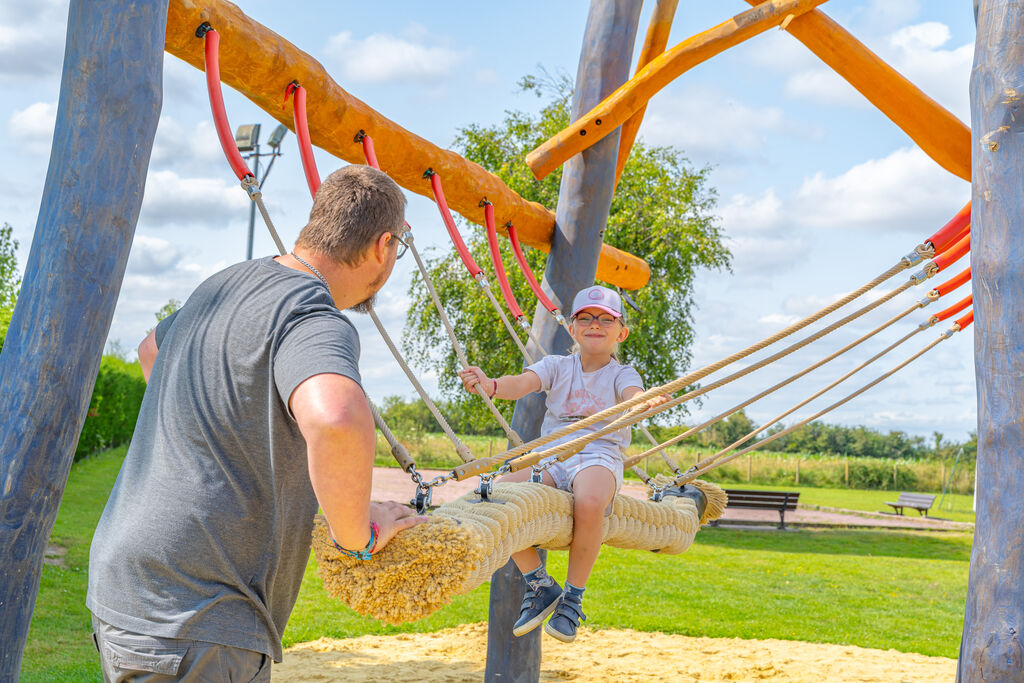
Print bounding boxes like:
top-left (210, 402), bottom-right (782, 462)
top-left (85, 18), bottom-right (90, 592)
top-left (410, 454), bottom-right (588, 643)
top-left (236, 122), bottom-right (288, 259)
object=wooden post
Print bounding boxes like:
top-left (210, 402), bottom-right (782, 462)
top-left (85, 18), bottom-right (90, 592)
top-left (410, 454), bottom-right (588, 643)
top-left (0, 0), bottom-right (165, 676)
top-left (747, 454), bottom-right (752, 483)
top-left (845, 460), bottom-right (849, 487)
top-left (960, 3), bottom-right (1024, 678)
top-left (483, 2), bottom-right (642, 681)
top-left (795, 459), bottom-right (800, 485)
top-left (893, 462), bottom-right (898, 489)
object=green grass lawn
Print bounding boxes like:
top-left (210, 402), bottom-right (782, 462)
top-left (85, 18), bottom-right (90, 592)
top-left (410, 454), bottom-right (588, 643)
top-left (21, 446), bottom-right (970, 680)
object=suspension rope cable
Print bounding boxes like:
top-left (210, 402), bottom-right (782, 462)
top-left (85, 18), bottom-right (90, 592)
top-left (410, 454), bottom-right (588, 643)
top-left (357, 133), bottom-right (522, 446)
top-left (676, 312), bottom-right (973, 485)
top-left (284, 99), bottom-right (474, 462)
top-left (621, 292), bottom-right (936, 469)
top-left (482, 201), bottom-right (549, 356)
top-left (426, 169), bottom-right (536, 365)
top-left (451, 253), bottom-right (925, 480)
top-left (506, 222), bottom-right (572, 335)
top-left (366, 307), bottom-right (474, 462)
top-left (489, 263), bottom-right (936, 478)
top-left (367, 399), bottom-right (416, 473)
top-left (197, 24), bottom-right (286, 255)
top-left (624, 267), bottom-right (973, 471)
top-left (927, 202), bottom-right (970, 255)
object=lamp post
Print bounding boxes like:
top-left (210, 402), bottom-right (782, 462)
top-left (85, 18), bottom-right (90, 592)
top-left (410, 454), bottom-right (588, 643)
top-left (235, 123), bottom-right (288, 259)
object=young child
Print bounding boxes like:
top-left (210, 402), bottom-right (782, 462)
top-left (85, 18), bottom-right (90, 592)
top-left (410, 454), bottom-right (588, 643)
top-left (458, 285), bottom-right (666, 643)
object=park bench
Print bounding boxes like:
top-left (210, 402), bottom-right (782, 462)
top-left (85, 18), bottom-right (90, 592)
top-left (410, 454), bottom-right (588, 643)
top-left (884, 492), bottom-right (936, 517)
top-left (713, 489), bottom-right (800, 529)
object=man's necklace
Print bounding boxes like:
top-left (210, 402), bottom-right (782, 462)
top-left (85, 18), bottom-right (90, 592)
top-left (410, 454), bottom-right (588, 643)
top-left (291, 253), bottom-right (329, 288)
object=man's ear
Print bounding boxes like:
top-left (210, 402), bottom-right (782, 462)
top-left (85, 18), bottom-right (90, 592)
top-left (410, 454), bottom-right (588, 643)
top-left (374, 232), bottom-right (392, 264)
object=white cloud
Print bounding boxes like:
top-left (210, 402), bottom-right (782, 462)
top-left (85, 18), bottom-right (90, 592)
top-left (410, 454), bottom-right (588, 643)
top-left (126, 235), bottom-right (184, 276)
top-left (0, 0), bottom-right (68, 81)
top-left (8, 101), bottom-right (57, 153)
top-left (791, 146), bottom-right (968, 232)
top-left (138, 170), bottom-right (249, 228)
top-left (323, 27), bottom-right (464, 84)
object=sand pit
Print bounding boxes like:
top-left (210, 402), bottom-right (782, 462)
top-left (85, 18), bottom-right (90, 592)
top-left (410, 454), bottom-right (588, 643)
top-left (274, 623), bottom-right (955, 681)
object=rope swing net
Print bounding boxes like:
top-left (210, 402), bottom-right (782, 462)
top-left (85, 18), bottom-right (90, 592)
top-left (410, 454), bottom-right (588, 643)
top-left (192, 4), bottom-right (974, 624)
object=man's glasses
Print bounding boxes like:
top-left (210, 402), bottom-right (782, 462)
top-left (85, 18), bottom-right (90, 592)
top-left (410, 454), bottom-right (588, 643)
top-left (390, 232), bottom-right (410, 260)
top-left (573, 313), bottom-right (620, 328)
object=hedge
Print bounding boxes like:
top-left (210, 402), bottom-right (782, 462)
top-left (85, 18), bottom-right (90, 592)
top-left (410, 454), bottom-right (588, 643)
top-left (75, 355), bottom-right (146, 460)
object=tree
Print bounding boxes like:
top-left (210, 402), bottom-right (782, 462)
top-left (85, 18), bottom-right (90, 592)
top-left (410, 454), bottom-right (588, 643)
top-left (0, 222), bottom-right (21, 353)
top-left (402, 76), bottom-right (731, 432)
top-left (147, 298), bottom-right (181, 335)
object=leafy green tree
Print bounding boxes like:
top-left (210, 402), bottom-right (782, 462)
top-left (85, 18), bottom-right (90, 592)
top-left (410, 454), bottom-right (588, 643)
top-left (403, 77), bottom-right (730, 431)
top-left (0, 222), bottom-right (21, 353)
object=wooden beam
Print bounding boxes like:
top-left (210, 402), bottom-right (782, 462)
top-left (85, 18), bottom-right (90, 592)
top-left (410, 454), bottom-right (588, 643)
top-left (0, 0), bottom-right (165, 676)
top-left (525, 0), bottom-right (828, 180)
top-left (959, 1), bottom-right (1024, 678)
top-left (614, 0), bottom-right (679, 185)
top-left (487, 2), bottom-right (643, 680)
top-left (743, 0), bottom-right (971, 181)
top-left (163, 0), bottom-right (650, 289)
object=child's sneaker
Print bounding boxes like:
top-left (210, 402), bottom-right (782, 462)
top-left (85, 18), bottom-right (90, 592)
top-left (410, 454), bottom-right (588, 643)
top-left (544, 591), bottom-right (586, 643)
top-left (512, 579), bottom-right (562, 637)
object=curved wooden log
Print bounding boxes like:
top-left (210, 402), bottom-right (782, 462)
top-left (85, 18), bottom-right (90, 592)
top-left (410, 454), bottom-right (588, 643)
top-left (614, 0), bottom-right (679, 184)
top-left (743, 1), bottom-right (971, 181)
top-left (163, 0), bottom-right (650, 289)
top-left (526, 0), bottom-right (829, 180)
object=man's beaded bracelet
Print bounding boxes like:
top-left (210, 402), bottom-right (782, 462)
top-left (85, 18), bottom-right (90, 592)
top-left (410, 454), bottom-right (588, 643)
top-left (331, 521), bottom-right (379, 561)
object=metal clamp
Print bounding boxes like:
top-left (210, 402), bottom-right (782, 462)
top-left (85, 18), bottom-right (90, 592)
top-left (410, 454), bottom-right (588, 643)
top-left (476, 474), bottom-right (495, 501)
top-left (240, 174), bottom-right (261, 200)
top-left (649, 484), bottom-right (665, 502)
top-left (902, 249), bottom-right (925, 267)
top-left (413, 484), bottom-right (434, 514)
top-left (530, 466), bottom-right (544, 483)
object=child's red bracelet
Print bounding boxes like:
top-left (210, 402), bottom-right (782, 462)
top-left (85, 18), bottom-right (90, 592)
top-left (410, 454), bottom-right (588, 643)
top-left (489, 378), bottom-right (498, 398)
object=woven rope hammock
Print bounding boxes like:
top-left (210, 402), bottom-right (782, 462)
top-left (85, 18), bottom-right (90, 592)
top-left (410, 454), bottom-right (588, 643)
top-left (312, 480), bottom-right (726, 624)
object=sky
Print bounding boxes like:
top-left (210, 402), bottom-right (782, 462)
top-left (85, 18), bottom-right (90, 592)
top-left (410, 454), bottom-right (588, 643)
top-left (0, 1), bottom-right (977, 442)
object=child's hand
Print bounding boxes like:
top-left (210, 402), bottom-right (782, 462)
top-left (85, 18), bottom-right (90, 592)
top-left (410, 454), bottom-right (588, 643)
top-left (645, 395), bottom-right (670, 410)
top-left (458, 366), bottom-right (493, 395)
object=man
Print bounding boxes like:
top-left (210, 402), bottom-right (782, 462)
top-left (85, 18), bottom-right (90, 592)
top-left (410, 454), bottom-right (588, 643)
top-left (87, 165), bottom-right (423, 681)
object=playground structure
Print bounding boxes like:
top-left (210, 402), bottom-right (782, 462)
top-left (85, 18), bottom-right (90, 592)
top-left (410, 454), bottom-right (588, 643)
top-left (0, 2), bottom-right (1018, 683)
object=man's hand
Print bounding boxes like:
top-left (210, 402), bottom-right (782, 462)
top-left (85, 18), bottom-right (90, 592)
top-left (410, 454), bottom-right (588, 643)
top-left (370, 501), bottom-right (427, 553)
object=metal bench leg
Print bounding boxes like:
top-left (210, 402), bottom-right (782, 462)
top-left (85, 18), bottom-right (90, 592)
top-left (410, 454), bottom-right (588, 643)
top-left (779, 509), bottom-right (786, 530)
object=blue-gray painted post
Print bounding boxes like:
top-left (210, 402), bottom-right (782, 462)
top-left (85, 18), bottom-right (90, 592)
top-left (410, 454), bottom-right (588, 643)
top-left (0, 0), bottom-right (165, 676)
top-left (484, 1), bottom-right (642, 681)
top-left (959, 1), bottom-right (1024, 680)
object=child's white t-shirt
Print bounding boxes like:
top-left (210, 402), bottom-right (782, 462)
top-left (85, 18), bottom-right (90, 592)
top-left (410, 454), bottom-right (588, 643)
top-left (526, 354), bottom-right (644, 459)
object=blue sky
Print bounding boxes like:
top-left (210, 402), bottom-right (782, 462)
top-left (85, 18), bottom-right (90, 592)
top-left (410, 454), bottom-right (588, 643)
top-left (0, 1), bottom-right (976, 441)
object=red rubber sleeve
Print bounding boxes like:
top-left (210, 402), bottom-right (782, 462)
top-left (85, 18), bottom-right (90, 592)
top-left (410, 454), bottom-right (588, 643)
top-left (933, 267), bottom-right (971, 298)
top-left (935, 294), bottom-right (972, 322)
top-left (290, 84), bottom-right (321, 198)
top-left (932, 233), bottom-right (970, 272)
top-left (507, 223), bottom-right (558, 313)
top-left (203, 30), bottom-right (253, 181)
top-left (362, 134), bottom-right (380, 170)
top-left (429, 173), bottom-right (482, 277)
top-left (956, 310), bottom-right (974, 330)
top-left (483, 203), bottom-right (525, 319)
top-left (928, 202), bottom-right (971, 255)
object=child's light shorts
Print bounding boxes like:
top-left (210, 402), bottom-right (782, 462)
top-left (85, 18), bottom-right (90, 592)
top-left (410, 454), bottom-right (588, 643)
top-left (541, 451), bottom-right (624, 493)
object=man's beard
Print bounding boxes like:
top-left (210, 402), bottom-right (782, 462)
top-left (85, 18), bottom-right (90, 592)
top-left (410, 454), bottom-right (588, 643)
top-left (347, 269), bottom-right (386, 314)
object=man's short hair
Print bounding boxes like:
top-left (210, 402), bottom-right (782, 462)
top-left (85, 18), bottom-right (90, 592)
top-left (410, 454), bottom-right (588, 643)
top-left (296, 165), bottom-right (406, 265)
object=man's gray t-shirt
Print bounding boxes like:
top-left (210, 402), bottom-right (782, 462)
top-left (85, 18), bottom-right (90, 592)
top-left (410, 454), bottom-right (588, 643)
top-left (87, 257), bottom-right (361, 662)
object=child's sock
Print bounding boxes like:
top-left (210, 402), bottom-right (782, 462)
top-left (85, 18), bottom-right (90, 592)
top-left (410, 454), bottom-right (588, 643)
top-left (564, 582), bottom-right (586, 600)
top-left (522, 565), bottom-right (554, 591)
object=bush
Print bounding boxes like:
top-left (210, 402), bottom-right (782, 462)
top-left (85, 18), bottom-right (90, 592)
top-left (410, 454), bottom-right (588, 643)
top-left (75, 355), bottom-right (146, 460)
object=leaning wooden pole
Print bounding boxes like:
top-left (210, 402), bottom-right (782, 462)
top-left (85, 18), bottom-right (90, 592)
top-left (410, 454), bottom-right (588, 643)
top-left (958, 1), bottom-right (1024, 679)
top-left (484, 2), bottom-right (642, 681)
top-left (0, 0), bottom-right (165, 677)
top-left (163, 0), bottom-right (648, 289)
top-left (741, 0), bottom-right (971, 181)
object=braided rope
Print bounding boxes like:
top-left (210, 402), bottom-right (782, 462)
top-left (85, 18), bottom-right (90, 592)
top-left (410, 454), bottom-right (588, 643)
top-left (621, 298), bottom-right (928, 469)
top-left (367, 306), bottom-right (475, 463)
top-left (677, 332), bottom-right (951, 485)
top-left (456, 259), bottom-right (911, 477)
top-left (475, 274), bottom-right (536, 365)
top-left (502, 273), bottom-right (920, 473)
top-left (636, 423), bottom-right (681, 473)
top-left (407, 235), bottom-right (522, 445)
top-left (367, 400), bottom-right (416, 472)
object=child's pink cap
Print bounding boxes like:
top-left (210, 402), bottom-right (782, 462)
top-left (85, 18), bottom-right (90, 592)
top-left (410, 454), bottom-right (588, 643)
top-left (571, 286), bottom-right (623, 318)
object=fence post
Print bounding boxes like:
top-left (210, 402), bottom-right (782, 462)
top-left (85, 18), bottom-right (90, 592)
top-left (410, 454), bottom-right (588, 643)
top-left (795, 459), bottom-right (800, 486)
top-left (844, 460), bottom-right (849, 487)
top-left (893, 462), bottom-right (898, 489)
top-left (746, 454), bottom-right (752, 483)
